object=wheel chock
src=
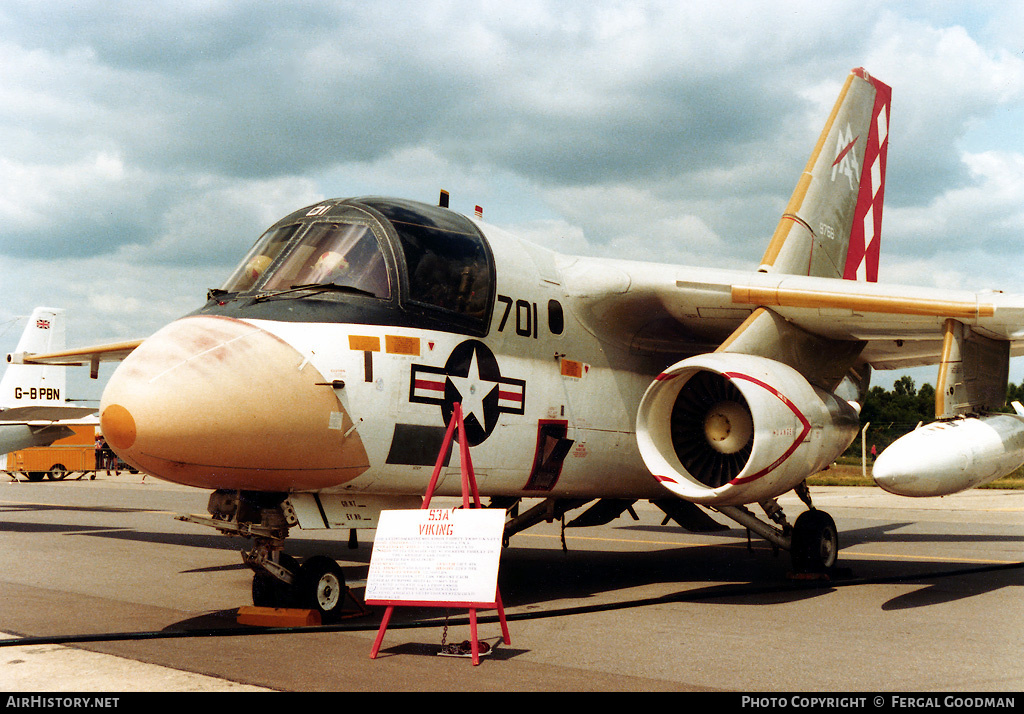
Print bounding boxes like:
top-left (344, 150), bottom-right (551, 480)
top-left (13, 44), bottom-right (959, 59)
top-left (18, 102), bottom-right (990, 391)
top-left (236, 606), bottom-right (322, 627)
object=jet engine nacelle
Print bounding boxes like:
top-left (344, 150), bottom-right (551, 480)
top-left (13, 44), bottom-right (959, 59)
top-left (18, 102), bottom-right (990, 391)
top-left (872, 414), bottom-right (1024, 497)
top-left (636, 353), bottom-right (860, 506)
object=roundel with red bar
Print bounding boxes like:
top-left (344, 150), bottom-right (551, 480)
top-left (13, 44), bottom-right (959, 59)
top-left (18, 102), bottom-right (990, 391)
top-left (410, 340), bottom-right (526, 445)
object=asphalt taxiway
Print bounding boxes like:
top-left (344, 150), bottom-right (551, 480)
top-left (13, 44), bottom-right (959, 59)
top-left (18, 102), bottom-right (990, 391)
top-left (1, 473), bottom-right (1021, 692)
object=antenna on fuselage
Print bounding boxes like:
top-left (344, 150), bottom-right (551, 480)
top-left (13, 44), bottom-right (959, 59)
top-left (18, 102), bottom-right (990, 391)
top-left (439, 189), bottom-right (450, 208)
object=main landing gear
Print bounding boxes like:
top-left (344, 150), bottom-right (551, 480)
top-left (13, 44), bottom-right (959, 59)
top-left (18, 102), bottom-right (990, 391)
top-left (495, 481), bottom-right (839, 575)
top-left (790, 509), bottom-right (839, 573)
top-left (715, 481), bottom-right (839, 574)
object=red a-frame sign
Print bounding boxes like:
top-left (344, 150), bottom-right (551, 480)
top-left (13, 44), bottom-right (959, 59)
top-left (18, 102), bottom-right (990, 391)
top-left (367, 402), bottom-right (511, 665)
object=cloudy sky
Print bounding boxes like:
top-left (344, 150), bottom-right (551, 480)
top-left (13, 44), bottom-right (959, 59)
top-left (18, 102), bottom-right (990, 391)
top-left (2, 0), bottom-right (1024, 403)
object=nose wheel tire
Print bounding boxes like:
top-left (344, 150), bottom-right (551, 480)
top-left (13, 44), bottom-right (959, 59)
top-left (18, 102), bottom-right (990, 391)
top-left (297, 555), bottom-right (347, 623)
top-left (251, 553), bottom-right (299, 608)
top-left (791, 509), bottom-right (838, 573)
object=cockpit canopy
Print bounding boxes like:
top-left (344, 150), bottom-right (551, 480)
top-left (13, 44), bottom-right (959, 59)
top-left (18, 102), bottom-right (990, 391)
top-left (219, 197), bottom-right (495, 335)
top-left (222, 218), bottom-right (389, 298)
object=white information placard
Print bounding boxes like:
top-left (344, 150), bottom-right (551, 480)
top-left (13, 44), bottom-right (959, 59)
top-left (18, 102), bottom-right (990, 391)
top-left (365, 508), bottom-right (505, 606)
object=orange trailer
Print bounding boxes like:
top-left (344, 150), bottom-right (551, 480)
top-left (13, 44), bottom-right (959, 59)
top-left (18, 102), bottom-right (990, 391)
top-left (5, 425), bottom-right (97, 481)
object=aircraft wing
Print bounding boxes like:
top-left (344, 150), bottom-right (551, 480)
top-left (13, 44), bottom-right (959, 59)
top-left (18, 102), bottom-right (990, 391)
top-left (726, 272), bottom-right (1024, 369)
top-left (566, 65), bottom-right (1022, 424)
top-left (561, 257), bottom-right (1024, 372)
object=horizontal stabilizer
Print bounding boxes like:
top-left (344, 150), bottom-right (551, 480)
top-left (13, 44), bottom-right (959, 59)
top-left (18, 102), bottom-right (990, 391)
top-left (0, 405), bottom-right (98, 422)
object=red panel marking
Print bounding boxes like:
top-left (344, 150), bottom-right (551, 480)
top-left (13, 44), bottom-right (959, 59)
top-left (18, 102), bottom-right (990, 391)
top-left (843, 71), bottom-right (892, 283)
top-left (832, 136), bottom-right (859, 167)
top-left (413, 379), bottom-right (445, 392)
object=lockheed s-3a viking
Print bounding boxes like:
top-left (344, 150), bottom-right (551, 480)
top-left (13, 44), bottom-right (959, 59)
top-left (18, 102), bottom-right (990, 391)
top-left (19, 69), bottom-right (1024, 622)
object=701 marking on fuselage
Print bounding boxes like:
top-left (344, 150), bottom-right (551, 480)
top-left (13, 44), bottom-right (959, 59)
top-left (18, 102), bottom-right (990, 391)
top-left (496, 295), bottom-right (538, 338)
top-left (494, 294), bottom-right (565, 340)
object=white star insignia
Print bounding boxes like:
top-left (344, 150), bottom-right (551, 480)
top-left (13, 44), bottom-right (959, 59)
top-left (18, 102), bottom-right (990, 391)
top-left (447, 347), bottom-right (497, 430)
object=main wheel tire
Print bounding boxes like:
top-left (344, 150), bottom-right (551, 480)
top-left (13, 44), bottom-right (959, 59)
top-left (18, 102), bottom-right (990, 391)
top-left (251, 553), bottom-right (299, 608)
top-left (297, 556), bottom-right (347, 623)
top-left (791, 509), bottom-right (839, 573)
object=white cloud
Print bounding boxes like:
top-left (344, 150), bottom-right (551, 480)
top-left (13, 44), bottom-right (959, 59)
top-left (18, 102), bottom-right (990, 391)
top-left (0, 152), bottom-right (127, 224)
top-left (862, 12), bottom-right (1024, 203)
top-left (115, 174), bottom-right (324, 266)
top-left (538, 183), bottom-right (728, 264)
top-left (0, 0), bottom-right (1023, 389)
top-left (884, 149), bottom-right (1024, 286)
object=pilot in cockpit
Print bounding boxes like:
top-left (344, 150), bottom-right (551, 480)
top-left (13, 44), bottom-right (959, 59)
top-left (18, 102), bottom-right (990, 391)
top-left (309, 250), bottom-right (349, 284)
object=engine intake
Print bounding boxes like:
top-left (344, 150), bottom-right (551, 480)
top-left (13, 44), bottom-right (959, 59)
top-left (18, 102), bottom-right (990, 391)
top-left (636, 353), bottom-right (859, 506)
top-left (669, 370), bottom-right (753, 488)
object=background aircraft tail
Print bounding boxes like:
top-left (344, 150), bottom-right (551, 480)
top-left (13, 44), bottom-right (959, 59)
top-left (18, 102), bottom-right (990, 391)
top-left (759, 67), bottom-right (891, 282)
top-left (0, 307), bottom-right (68, 410)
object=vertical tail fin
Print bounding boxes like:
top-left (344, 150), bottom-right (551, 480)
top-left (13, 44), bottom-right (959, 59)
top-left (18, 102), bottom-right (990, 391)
top-left (759, 68), bottom-right (891, 282)
top-left (0, 307), bottom-right (67, 409)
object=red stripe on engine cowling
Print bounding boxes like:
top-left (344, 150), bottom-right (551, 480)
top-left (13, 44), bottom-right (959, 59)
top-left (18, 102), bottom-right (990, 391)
top-left (720, 372), bottom-right (811, 485)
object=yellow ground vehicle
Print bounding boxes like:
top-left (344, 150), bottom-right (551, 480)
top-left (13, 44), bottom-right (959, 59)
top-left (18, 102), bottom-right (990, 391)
top-left (4, 425), bottom-right (97, 481)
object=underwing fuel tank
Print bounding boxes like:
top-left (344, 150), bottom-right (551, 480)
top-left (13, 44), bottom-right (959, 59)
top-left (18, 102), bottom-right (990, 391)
top-left (872, 412), bottom-right (1024, 497)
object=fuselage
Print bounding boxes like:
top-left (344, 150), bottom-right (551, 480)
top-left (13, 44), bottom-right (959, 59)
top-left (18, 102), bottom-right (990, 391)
top-left (99, 197), bottom-right (707, 501)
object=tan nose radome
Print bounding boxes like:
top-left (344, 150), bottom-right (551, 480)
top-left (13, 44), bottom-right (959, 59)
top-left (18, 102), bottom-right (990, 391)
top-left (101, 404), bottom-right (136, 451)
top-left (100, 315), bottom-right (369, 491)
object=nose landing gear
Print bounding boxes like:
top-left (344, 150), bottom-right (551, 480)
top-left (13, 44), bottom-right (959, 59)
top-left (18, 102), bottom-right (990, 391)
top-left (297, 555), bottom-right (349, 620)
top-left (247, 549), bottom-right (299, 608)
top-left (244, 543), bottom-right (360, 624)
top-left (181, 490), bottom-right (368, 624)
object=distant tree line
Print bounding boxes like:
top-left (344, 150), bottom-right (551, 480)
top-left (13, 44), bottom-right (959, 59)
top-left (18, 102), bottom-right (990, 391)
top-left (848, 376), bottom-right (1024, 457)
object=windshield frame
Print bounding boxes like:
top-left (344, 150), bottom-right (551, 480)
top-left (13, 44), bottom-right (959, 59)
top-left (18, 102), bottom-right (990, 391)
top-left (219, 223), bottom-right (303, 295)
top-left (356, 197), bottom-right (496, 336)
top-left (219, 212), bottom-right (396, 303)
top-left (257, 218), bottom-right (392, 299)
